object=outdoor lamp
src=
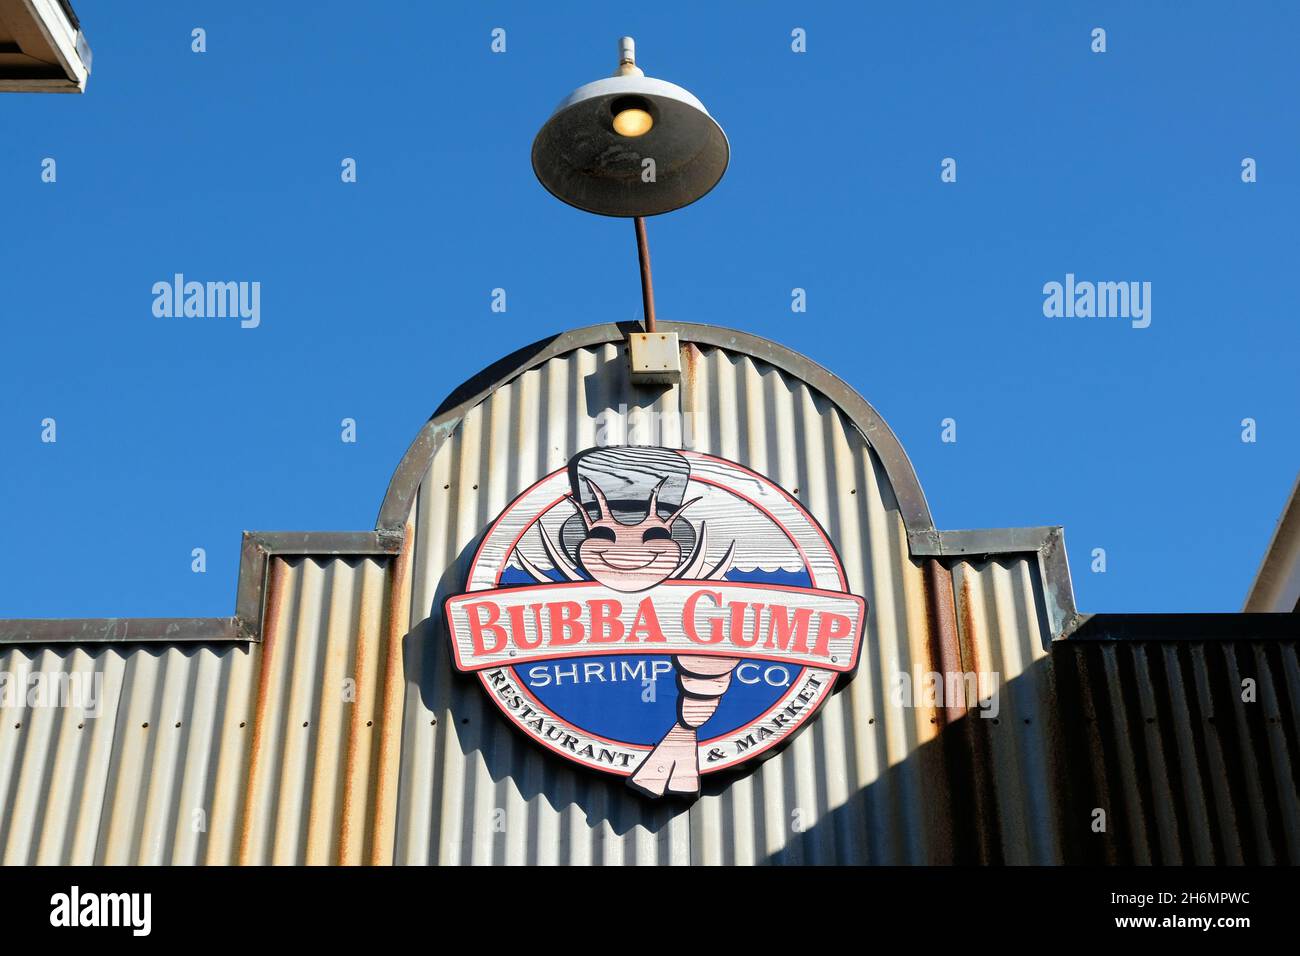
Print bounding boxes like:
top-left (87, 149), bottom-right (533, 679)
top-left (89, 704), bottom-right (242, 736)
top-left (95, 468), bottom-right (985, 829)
top-left (531, 37), bottom-right (728, 368)
top-left (531, 36), bottom-right (729, 218)
top-left (611, 101), bottom-right (654, 138)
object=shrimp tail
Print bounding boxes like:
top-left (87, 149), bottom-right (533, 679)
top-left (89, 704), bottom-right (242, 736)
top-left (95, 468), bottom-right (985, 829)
top-left (627, 655), bottom-right (740, 797)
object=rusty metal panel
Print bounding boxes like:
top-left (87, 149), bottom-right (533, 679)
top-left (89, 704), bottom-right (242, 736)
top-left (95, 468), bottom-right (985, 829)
top-left (237, 555), bottom-right (400, 865)
top-left (0, 640), bottom-right (257, 864)
top-left (946, 558), bottom-right (1299, 865)
top-left (0, 555), bottom-right (400, 865)
top-left (950, 556), bottom-right (1065, 864)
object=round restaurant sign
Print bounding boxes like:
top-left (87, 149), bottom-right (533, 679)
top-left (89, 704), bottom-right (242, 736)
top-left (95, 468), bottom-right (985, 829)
top-left (444, 446), bottom-right (866, 797)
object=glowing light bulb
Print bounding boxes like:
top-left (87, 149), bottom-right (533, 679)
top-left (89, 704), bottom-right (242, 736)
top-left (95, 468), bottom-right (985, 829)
top-left (613, 107), bottom-right (653, 137)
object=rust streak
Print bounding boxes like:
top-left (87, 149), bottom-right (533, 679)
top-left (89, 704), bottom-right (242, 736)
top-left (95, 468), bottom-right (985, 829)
top-left (682, 342), bottom-right (699, 398)
top-left (959, 574), bottom-right (979, 678)
top-left (369, 522), bottom-right (412, 865)
top-left (924, 559), bottom-right (965, 723)
top-left (953, 568), bottom-right (998, 864)
top-left (237, 555), bottom-right (284, 866)
top-left (337, 570), bottom-right (371, 866)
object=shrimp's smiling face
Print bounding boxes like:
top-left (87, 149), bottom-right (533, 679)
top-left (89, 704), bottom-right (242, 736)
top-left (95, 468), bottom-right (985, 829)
top-left (574, 478), bottom-right (697, 593)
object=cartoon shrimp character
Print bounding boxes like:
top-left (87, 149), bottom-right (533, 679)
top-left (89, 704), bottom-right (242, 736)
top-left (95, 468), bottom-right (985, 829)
top-left (511, 446), bottom-right (737, 797)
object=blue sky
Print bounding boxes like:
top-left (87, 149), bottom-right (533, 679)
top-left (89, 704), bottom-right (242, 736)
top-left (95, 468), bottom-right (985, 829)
top-left (1, 1), bottom-right (1295, 618)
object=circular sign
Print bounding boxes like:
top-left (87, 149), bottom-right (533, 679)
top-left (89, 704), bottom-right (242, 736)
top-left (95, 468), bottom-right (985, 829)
top-left (444, 447), bottom-right (865, 797)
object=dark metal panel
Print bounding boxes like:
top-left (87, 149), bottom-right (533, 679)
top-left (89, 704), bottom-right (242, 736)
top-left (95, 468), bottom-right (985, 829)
top-left (1048, 638), bottom-right (1300, 864)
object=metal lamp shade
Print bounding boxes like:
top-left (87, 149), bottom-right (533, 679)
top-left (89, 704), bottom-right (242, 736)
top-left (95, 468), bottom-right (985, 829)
top-left (532, 75), bottom-right (729, 218)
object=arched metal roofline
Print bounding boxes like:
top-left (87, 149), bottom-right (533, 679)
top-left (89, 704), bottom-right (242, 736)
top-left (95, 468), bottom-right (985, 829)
top-left (376, 320), bottom-right (939, 546)
top-left (0, 322), bottom-right (1099, 645)
top-left (11, 321), bottom-right (1299, 645)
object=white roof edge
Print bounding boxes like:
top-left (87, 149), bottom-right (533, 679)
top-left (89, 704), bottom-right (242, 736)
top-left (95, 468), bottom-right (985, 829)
top-left (0, 0), bottom-right (91, 92)
top-left (1244, 472), bottom-right (1300, 612)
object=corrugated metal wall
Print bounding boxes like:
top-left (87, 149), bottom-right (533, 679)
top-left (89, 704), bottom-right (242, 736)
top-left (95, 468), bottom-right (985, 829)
top-left (3, 334), bottom-right (1295, 864)
top-left (1050, 637), bottom-right (1299, 864)
top-left (0, 555), bottom-right (403, 864)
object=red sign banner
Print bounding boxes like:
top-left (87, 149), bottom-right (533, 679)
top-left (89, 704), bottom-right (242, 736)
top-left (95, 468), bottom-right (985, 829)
top-left (446, 580), bottom-right (865, 673)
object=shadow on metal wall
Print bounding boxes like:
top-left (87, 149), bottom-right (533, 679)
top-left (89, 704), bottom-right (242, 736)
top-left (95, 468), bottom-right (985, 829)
top-left (762, 640), bottom-right (1299, 865)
